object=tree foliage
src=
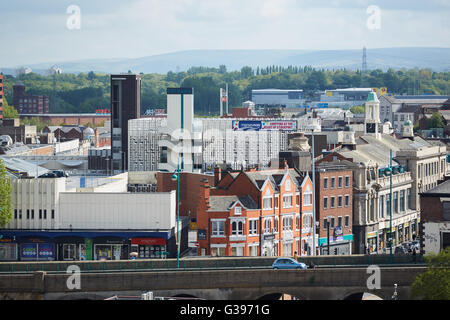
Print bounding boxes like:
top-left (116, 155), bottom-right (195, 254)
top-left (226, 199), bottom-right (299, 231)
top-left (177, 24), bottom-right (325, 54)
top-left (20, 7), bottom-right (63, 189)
top-left (410, 247), bottom-right (450, 300)
top-left (0, 159), bottom-right (13, 228)
top-left (426, 112), bottom-right (445, 129)
top-left (350, 105), bottom-right (365, 114)
top-left (1, 67), bottom-right (449, 117)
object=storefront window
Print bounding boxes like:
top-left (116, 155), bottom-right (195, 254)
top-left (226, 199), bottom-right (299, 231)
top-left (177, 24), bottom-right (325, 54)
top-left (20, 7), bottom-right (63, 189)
top-left (0, 243), bottom-right (18, 261)
top-left (63, 244), bottom-right (77, 260)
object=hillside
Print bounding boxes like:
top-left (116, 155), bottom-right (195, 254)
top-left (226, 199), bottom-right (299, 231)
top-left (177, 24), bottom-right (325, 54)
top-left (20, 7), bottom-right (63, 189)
top-left (3, 47), bottom-right (450, 75)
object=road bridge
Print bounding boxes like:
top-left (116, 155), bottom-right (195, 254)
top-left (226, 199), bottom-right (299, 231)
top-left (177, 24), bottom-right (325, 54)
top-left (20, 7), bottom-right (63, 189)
top-left (0, 265), bottom-right (426, 300)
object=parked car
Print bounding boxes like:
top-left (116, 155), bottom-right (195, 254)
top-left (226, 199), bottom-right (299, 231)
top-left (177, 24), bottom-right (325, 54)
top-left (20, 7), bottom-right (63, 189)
top-left (394, 246), bottom-right (408, 255)
top-left (402, 242), bottom-right (412, 253)
top-left (52, 170), bottom-right (69, 177)
top-left (272, 258), bottom-right (307, 270)
top-left (38, 172), bottom-right (57, 178)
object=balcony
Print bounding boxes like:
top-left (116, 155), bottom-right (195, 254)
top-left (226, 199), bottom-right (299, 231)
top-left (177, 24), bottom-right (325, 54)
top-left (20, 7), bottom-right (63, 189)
top-left (376, 171), bottom-right (412, 189)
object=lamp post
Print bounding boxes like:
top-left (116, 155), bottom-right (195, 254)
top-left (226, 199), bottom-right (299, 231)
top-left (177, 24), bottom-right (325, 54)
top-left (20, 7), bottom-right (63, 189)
top-left (384, 149), bottom-right (393, 264)
top-left (171, 157), bottom-right (181, 268)
top-left (309, 122), bottom-right (321, 256)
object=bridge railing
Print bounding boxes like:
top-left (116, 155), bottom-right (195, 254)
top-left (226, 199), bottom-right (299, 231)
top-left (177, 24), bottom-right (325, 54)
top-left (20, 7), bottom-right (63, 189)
top-left (0, 254), bottom-right (425, 274)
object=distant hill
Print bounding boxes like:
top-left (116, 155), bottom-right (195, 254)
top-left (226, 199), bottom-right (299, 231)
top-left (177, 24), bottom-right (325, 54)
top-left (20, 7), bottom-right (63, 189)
top-left (3, 47), bottom-right (450, 75)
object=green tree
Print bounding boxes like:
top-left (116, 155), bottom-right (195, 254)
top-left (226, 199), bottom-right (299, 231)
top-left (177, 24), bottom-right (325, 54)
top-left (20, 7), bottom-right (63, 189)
top-left (427, 112), bottom-right (445, 129)
top-left (0, 159), bottom-right (13, 228)
top-left (410, 247), bottom-right (450, 299)
top-left (1, 97), bottom-right (19, 119)
top-left (350, 105), bottom-right (365, 114)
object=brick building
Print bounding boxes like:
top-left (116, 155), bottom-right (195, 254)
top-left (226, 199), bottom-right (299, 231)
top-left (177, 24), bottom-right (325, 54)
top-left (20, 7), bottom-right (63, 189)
top-left (13, 83), bottom-right (49, 114)
top-left (197, 166), bottom-right (314, 257)
top-left (19, 113), bottom-right (109, 126)
top-left (156, 171), bottom-right (215, 224)
top-left (315, 161), bottom-right (354, 255)
top-left (419, 180), bottom-right (450, 255)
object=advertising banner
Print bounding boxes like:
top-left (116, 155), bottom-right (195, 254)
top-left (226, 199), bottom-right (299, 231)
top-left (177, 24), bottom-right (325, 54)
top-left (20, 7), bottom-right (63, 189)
top-left (21, 243), bottom-right (37, 260)
top-left (232, 120), bottom-right (297, 131)
top-left (38, 243), bottom-right (54, 260)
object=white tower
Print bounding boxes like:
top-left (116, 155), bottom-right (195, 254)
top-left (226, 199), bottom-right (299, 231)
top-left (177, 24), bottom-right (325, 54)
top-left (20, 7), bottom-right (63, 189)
top-left (364, 91), bottom-right (381, 138)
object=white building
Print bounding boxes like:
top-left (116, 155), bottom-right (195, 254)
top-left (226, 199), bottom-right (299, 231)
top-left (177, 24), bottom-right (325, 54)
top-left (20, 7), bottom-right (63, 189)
top-left (251, 89), bottom-right (304, 108)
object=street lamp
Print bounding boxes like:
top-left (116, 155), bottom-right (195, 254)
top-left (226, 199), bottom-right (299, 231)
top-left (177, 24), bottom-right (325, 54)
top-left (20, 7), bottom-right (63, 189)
top-left (171, 157), bottom-right (181, 268)
top-left (383, 149), bottom-right (394, 264)
top-left (309, 121), bottom-right (321, 256)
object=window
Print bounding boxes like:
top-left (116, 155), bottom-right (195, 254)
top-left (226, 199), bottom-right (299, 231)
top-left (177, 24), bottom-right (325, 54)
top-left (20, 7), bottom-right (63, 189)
top-left (296, 194), bottom-right (300, 206)
top-left (231, 221), bottom-right (244, 235)
top-left (345, 176), bottom-right (350, 187)
top-left (263, 197), bottom-right (272, 210)
top-left (39, 209), bottom-right (42, 219)
top-left (274, 217), bottom-right (279, 233)
top-left (330, 217), bottom-right (335, 228)
top-left (345, 195), bottom-right (350, 207)
top-left (324, 197), bottom-right (328, 209)
top-left (286, 179), bottom-right (291, 191)
top-left (379, 195), bottom-right (384, 218)
top-left (338, 216), bottom-right (342, 227)
top-left (303, 193), bottom-right (312, 206)
top-left (344, 216), bottom-right (350, 227)
top-left (44, 210), bottom-right (47, 219)
top-left (264, 219), bottom-right (271, 234)
top-left (330, 196), bottom-right (336, 208)
top-left (323, 218), bottom-right (328, 230)
top-left (338, 196), bottom-right (343, 207)
top-left (283, 216), bottom-right (293, 231)
top-left (27, 210), bottom-right (30, 219)
top-left (275, 196), bottom-right (279, 209)
top-left (212, 220), bottom-right (225, 236)
top-left (14, 209), bottom-right (17, 219)
top-left (296, 215), bottom-right (300, 230)
top-left (324, 178), bottom-right (328, 189)
top-left (283, 195), bottom-right (292, 208)
top-left (234, 206), bottom-right (242, 215)
top-left (249, 220), bottom-right (258, 236)
top-left (407, 188), bottom-right (411, 210)
top-left (51, 210), bottom-right (55, 219)
top-left (303, 215), bottom-right (311, 229)
top-left (386, 194), bottom-right (391, 213)
top-left (393, 192), bottom-right (398, 214)
top-left (331, 177), bottom-right (336, 189)
top-left (400, 190), bottom-right (405, 212)
top-left (338, 177), bottom-right (343, 188)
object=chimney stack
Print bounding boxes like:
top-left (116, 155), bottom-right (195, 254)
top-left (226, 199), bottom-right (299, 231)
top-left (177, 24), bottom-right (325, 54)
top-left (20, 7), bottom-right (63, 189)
top-left (214, 166), bottom-right (222, 186)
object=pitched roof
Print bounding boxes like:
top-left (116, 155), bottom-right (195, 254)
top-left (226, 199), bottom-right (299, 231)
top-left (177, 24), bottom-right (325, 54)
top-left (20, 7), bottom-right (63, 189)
top-left (423, 180), bottom-right (450, 196)
top-left (208, 195), bottom-right (259, 211)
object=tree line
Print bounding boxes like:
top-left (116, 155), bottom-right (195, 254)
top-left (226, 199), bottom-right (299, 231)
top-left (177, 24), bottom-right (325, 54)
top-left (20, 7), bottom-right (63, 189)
top-left (1, 66), bottom-right (449, 116)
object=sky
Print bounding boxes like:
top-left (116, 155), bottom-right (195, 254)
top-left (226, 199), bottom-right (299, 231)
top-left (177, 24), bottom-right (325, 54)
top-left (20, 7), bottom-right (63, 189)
top-left (0, 0), bottom-right (449, 67)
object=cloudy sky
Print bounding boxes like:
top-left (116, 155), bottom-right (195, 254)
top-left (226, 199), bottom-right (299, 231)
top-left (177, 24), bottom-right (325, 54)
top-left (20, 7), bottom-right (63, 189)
top-left (0, 0), bottom-right (449, 67)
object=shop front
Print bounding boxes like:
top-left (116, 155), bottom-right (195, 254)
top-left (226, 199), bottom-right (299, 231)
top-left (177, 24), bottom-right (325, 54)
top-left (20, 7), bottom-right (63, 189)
top-left (385, 227), bottom-right (397, 248)
top-left (404, 222), bottom-right (410, 242)
top-left (93, 236), bottom-right (129, 260)
top-left (19, 237), bottom-right (55, 261)
top-left (367, 231), bottom-right (377, 253)
top-left (261, 234), bottom-right (276, 256)
top-left (55, 236), bottom-right (93, 261)
top-left (398, 224), bottom-right (404, 244)
top-left (378, 229), bottom-right (384, 252)
top-left (130, 238), bottom-right (168, 259)
top-left (0, 237), bottom-right (18, 261)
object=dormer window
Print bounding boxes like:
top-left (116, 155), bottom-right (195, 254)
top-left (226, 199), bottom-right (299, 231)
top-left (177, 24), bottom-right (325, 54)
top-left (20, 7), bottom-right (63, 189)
top-left (286, 179), bottom-right (291, 191)
top-left (234, 206), bottom-right (242, 215)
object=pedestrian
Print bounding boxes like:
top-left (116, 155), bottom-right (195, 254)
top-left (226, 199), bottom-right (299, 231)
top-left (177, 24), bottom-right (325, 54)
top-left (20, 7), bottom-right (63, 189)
top-left (412, 247), bottom-right (417, 263)
top-left (308, 261), bottom-right (316, 269)
top-left (293, 251), bottom-right (298, 261)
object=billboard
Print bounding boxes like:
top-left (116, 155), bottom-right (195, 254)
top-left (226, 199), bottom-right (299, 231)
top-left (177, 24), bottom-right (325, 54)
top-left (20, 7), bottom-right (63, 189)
top-left (232, 120), bottom-right (297, 131)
